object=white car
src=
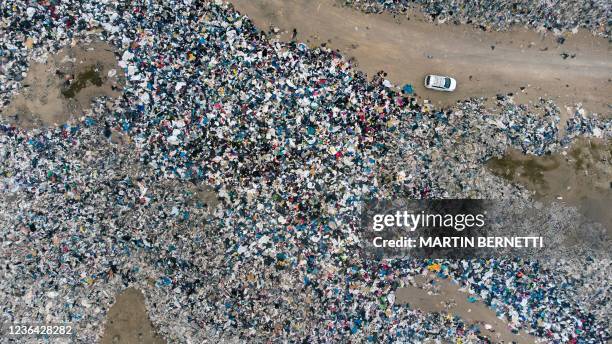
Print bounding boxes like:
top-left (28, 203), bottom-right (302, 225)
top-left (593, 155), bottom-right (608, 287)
top-left (424, 75), bottom-right (457, 92)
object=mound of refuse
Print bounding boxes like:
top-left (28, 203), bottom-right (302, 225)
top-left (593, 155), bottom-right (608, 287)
top-left (0, 1), bottom-right (610, 343)
top-left (344, 0), bottom-right (611, 37)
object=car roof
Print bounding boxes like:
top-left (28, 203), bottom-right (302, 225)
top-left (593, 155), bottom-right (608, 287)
top-left (428, 75), bottom-right (448, 88)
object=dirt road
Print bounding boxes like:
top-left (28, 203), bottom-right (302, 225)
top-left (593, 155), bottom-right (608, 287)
top-left (229, 0), bottom-right (611, 115)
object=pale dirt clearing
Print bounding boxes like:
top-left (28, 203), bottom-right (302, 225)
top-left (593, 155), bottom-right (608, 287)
top-left (0, 39), bottom-right (123, 128)
top-left (228, 0), bottom-right (611, 116)
top-left (488, 138), bottom-right (611, 231)
top-left (396, 275), bottom-right (538, 343)
top-left (101, 288), bottom-right (166, 344)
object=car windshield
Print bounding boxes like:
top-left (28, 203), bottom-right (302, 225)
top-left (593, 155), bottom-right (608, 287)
top-left (444, 78), bottom-right (451, 88)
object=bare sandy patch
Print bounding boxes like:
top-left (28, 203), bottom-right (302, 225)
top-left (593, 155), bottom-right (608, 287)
top-left (101, 288), bottom-right (166, 344)
top-left (1, 39), bottom-right (123, 128)
top-left (488, 138), bottom-right (611, 231)
top-left (396, 275), bottom-right (538, 343)
top-left (229, 0), bottom-right (611, 116)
